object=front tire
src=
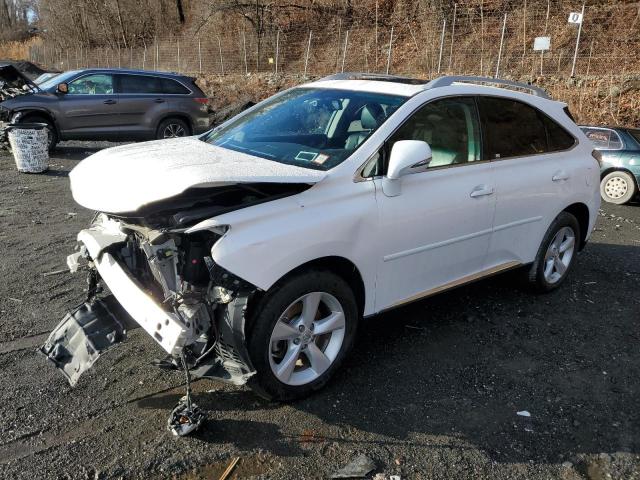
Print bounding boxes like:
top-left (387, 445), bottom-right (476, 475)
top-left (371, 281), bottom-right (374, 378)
top-left (246, 270), bottom-right (359, 402)
top-left (600, 171), bottom-right (637, 204)
top-left (525, 212), bottom-right (580, 292)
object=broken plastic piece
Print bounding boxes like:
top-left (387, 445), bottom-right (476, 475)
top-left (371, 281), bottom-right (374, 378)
top-left (331, 454), bottom-right (376, 478)
top-left (167, 395), bottom-right (205, 437)
top-left (517, 410), bottom-right (531, 417)
top-left (40, 297), bottom-right (133, 386)
top-left (167, 352), bottom-right (206, 437)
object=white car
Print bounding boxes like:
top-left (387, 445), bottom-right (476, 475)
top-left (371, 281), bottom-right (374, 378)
top-left (42, 74), bottom-right (600, 435)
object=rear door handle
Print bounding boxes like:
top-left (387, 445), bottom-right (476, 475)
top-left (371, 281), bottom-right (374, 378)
top-left (154, 98), bottom-right (165, 103)
top-left (470, 185), bottom-right (495, 198)
top-left (552, 171), bottom-right (570, 182)
top-left (103, 99), bottom-right (117, 105)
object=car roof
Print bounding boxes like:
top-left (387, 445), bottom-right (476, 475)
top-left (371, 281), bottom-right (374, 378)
top-left (75, 68), bottom-right (189, 78)
top-left (579, 125), bottom-right (640, 133)
top-left (304, 73), bottom-right (552, 101)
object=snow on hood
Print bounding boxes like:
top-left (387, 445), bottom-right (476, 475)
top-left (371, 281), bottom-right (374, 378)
top-left (70, 137), bottom-right (326, 213)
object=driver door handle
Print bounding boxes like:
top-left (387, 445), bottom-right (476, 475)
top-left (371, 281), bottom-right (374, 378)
top-left (154, 98), bottom-right (165, 103)
top-left (103, 99), bottom-right (117, 105)
top-left (470, 185), bottom-right (495, 198)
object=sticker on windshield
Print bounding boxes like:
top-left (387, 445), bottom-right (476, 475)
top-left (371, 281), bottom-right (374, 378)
top-left (311, 153), bottom-right (330, 165)
top-left (295, 151), bottom-right (318, 162)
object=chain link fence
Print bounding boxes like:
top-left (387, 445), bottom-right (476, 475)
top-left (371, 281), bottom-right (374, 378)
top-left (28, 3), bottom-right (640, 79)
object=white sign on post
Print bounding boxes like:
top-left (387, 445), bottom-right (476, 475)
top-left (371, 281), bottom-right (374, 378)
top-left (533, 37), bottom-right (551, 51)
top-left (568, 12), bottom-right (583, 24)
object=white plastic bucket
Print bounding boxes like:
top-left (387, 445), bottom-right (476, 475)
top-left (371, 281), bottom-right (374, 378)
top-left (7, 123), bottom-right (49, 173)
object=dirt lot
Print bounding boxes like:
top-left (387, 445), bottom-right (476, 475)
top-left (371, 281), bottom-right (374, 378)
top-left (0, 142), bottom-right (639, 480)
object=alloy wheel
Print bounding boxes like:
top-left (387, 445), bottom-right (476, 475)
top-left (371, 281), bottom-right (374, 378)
top-left (268, 291), bottom-right (346, 386)
top-left (543, 226), bottom-right (576, 284)
top-left (162, 123), bottom-right (187, 138)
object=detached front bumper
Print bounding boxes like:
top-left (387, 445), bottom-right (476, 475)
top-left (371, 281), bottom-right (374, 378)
top-left (75, 226), bottom-right (191, 355)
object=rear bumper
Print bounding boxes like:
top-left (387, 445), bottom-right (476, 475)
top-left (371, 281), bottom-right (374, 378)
top-left (77, 225), bottom-right (190, 355)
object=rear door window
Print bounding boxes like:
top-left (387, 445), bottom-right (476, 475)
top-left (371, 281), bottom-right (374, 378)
top-left (118, 74), bottom-right (161, 94)
top-left (477, 97), bottom-right (547, 159)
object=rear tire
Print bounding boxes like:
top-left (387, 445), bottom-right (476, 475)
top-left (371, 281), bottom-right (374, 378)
top-left (246, 270), bottom-right (359, 402)
top-left (600, 171), bottom-right (637, 204)
top-left (524, 212), bottom-right (580, 292)
top-left (19, 115), bottom-right (57, 151)
top-left (156, 118), bottom-right (190, 139)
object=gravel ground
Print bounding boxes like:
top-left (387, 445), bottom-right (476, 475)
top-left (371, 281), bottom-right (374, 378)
top-left (0, 142), bottom-right (639, 480)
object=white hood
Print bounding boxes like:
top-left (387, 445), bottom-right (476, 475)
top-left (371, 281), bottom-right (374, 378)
top-left (69, 137), bottom-right (326, 213)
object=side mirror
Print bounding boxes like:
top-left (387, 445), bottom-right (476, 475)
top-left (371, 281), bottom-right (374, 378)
top-left (57, 83), bottom-right (68, 94)
top-left (383, 140), bottom-right (432, 197)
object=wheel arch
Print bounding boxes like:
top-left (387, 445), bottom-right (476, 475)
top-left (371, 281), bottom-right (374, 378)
top-left (16, 108), bottom-right (59, 134)
top-left (562, 202), bottom-right (590, 251)
top-left (250, 256), bottom-right (366, 319)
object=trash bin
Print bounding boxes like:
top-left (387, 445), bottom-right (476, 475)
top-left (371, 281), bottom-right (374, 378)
top-left (6, 122), bottom-right (49, 173)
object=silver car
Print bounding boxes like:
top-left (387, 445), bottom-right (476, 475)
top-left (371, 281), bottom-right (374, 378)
top-left (0, 67), bottom-right (211, 149)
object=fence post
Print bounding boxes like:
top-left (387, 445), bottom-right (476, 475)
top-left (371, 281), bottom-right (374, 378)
top-left (386, 26), bottom-right (394, 74)
top-left (177, 40), bottom-right (180, 72)
top-left (154, 37), bottom-right (158, 70)
top-left (335, 19), bottom-right (342, 72)
top-left (341, 30), bottom-right (349, 73)
top-left (118, 45), bottom-right (121, 68)
top-left (495, 13), bottom-right (507, 78)
top-left (375, 1), bottom-right (379, 68)
top-left (448, 3), bottom-right (457, 72)
top-left (303, 30), bottom-right (312, 78)
top-left (275, 30), bottom-right (280, 75)
top-left (198, 38), bottom-right (202, 73)
top-left (218, 37), bottom-right (224, 75)
top-left (242, 30), bottom-right (248, 75)
top-left (585, 38), bottom-right (594, 77)
top-left (437, 19), bottom-right (446, 74)
top-left (570, 3), bottom-right (586, 77)
top-left (143, 43), bottom-right (146, 69)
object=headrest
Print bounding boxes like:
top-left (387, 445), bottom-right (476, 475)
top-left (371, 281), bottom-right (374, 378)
top-left (360, 103), bottom-right (385, 130)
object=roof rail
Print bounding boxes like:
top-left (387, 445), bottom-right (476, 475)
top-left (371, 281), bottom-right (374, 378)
top-left (319, 72), bottom-right (427, 85)
top-left (425, 76), bottom-right (550, 99)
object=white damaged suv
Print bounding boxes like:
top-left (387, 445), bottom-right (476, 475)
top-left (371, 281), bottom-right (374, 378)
top-left (42, 74), bottom-right (600, 434)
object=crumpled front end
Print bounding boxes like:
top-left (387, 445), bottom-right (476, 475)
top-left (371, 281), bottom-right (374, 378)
top-left (41, 213), bottom-right (258, 387)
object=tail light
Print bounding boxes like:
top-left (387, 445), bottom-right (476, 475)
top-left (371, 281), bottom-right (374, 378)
top-left (591, 149), bottom-right (603, 166)
top-left (193, 98), bottom-right (208, 104)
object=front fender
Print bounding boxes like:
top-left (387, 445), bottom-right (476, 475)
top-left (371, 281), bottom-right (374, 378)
top-left (190, 179), bottom-right (379, 315)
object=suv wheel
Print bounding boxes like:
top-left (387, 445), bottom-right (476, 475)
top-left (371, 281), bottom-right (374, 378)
top-left (246, 270), bottom-right (358, 402)
top-left (600, 171), bottom-right (637, 204)
top-left (20, 115), bottom-right (57, 151)
top-left (157, 118), bottom-right (190, 139)
top-left (525, 212), bottom-right (580, 292)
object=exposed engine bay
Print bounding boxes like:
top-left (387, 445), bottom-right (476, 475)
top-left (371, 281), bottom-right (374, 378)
top-left (40, 182), bottom-right (309, 436)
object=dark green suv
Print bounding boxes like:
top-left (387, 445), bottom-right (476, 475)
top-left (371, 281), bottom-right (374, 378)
top-left (581, 126), bottom-right (640, 204)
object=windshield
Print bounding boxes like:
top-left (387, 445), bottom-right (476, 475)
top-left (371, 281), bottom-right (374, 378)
top-left (39, 70), bottom-right (81, 90)
top-left (202, 87), bottom-right (406, 170)
top-left (628, 129), bottom-right (640, 145)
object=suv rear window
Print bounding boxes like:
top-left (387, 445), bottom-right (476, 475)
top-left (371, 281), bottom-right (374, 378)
top-left (477, 97), bottom-right (575, 159)
top-left (159, 78), bottom-right (189, 94)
